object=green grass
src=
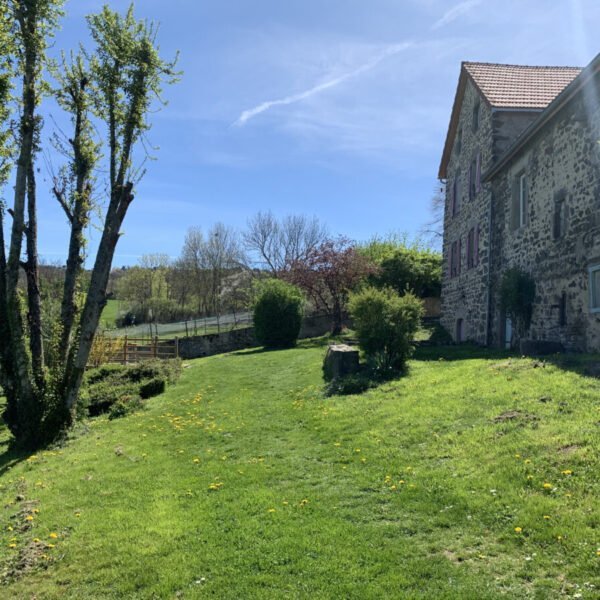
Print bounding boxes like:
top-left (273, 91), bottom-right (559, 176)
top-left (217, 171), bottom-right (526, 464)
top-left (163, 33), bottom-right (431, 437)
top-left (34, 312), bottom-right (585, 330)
top-left (100, 299), bottom-right (121, 330)
top-left (0, 341), bottom-right (599, 598)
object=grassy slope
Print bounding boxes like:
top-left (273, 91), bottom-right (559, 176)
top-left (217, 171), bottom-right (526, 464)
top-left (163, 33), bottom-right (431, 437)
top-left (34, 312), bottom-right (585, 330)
top-left (99, 299), bottom-right (120, 330)
top-left (0, 341), bottom-right (598, 598)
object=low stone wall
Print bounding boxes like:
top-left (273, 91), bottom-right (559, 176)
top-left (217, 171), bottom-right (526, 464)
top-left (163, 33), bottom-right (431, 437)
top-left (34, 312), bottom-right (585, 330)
top-left (177, 313), bottom-right (344, 360)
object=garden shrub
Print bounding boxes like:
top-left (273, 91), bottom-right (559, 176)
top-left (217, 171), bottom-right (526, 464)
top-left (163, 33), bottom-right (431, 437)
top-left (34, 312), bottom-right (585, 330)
top-left (82, 359), bottom-right (181, 416)
top-left (139, 377), bottom-right (166, 399)
top-left (325, 373), bottom-right (375, 396)
top-left (500, 268), bottom-right (536, 335)
top-left (428, 322), bottom-right (453, 345)
top-left (85, 381), bottom-right (139, 416)
top-left (348, 286), bottom-right (423, 375)
top-left (108, 395), bottom-right (144, 420)
top-left (253, 278), bottom-right (304, 348)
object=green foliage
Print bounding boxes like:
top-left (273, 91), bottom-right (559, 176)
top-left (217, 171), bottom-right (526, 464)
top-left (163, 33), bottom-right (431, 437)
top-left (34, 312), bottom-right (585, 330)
top-left (349, 286), bottom-right (423, 374)
top-left (359, 235), bottom-right (441, 297)
top-left (324, 372), bottom-right (375, 396)
top-left (500, 268), bottom-right (536, 333)
top-left (139, 377), bottom-right (166, 399)
top-left (428, 322), bottom-right (454, 346)
top-left (108, 394), bottom-right (144, 420)
top-left (253, 278), bottom-right (304, 348)
top-left (83, 359), bottom-right (180, 416)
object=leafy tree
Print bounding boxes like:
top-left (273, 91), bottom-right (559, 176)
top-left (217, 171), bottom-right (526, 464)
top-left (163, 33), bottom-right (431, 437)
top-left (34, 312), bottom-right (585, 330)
top-left (0, 2), bottom-right (179, 448)
top-left (360, 235), bottom-right (442, 298)
top-left (253, 279), bottom-right (304, 348)
top-left (348, 286), bottom-right (423, 374)
top-left (286, 237), bottom-right (377, 334)
top-left (500, 268), bottom-right (536, 339)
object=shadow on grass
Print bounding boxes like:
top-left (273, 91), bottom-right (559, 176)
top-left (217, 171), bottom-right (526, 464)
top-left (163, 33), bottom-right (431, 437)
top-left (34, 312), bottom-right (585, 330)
top-left (413, 343), bottom-right (512, 362)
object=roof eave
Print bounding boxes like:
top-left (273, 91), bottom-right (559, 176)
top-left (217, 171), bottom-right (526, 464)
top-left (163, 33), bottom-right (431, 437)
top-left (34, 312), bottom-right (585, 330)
top-left (483, 53), bottom-right (600, 182)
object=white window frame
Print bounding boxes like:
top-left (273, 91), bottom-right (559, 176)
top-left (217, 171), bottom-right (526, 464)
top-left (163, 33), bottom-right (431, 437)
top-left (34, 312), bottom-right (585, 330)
top-left (589, 264), bottom-right (600, 313)
top-left (518, 173), bottom-right (527, 228)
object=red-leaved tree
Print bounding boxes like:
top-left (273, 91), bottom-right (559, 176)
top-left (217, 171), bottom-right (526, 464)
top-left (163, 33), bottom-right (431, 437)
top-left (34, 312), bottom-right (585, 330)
top-left (285, 237), bottom-right (378, 334)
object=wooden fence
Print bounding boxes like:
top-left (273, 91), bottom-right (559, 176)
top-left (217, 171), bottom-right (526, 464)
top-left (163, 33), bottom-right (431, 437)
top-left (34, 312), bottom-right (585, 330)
top-left (89, 335), bottom-right (179, 367)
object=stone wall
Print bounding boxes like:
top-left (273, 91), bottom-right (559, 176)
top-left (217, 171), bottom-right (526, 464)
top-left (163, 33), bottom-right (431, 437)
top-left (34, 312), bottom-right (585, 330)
top-left (177, 313), bottom-right (348, 360)
top-left (441, 80), bottom-right (495, 343)
top-left (489, 85), bottom-right (600, 352)
top-left (441, 79), bottom-right (560, 345)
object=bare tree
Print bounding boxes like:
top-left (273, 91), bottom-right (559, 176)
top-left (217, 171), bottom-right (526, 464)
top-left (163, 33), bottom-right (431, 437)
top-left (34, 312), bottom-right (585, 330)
top-left (244, 211), bottom-right (327, 274)
top-left (420, 182), bottom-right (445, 249)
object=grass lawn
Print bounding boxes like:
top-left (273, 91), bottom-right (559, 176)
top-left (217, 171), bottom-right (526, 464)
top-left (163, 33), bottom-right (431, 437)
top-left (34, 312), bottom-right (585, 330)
top-left (0, 340), bottom-right (598, 598)
top-left (100, 299), bottom-right (121, 330)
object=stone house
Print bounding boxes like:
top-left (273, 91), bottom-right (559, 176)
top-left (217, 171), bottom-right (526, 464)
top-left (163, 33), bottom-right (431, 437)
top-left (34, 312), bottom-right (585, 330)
top-left (439, 56), bottom-right (600, 351)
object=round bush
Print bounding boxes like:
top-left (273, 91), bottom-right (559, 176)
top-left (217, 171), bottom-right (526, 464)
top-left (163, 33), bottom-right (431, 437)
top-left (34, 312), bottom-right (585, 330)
top-left (253, 279), bottom-right (304, 348)
top-left (348, 286), bottom-right (423, 374)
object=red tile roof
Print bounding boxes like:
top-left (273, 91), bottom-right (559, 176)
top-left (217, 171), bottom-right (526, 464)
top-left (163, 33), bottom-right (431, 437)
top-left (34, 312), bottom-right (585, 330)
top-left (463, 62), bottom-right (582, 109)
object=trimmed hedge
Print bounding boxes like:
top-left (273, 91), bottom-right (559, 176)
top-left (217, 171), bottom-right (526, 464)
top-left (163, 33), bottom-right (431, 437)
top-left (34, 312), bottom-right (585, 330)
top-left (253, 279), bottom-right (304, 348)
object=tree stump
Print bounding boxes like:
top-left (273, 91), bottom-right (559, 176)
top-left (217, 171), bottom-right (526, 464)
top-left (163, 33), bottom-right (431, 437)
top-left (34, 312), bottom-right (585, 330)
top-left (323, 344), bottom-right (359, 381)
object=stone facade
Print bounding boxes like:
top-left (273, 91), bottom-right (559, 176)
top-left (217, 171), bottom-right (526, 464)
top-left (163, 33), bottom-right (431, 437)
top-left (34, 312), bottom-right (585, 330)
top-left (440, 58), bottom-right (600, 352)
top-left (488, 85), bottom-right (600, 351)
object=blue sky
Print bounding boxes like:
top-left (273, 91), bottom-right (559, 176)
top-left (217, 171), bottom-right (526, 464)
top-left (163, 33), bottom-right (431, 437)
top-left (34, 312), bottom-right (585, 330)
top-left (30, 0), bottom-right (600, 265)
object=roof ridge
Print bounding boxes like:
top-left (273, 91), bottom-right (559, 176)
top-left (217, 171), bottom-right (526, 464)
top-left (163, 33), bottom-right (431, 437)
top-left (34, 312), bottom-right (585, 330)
top-left (463, 61), bottom-right (582, 71)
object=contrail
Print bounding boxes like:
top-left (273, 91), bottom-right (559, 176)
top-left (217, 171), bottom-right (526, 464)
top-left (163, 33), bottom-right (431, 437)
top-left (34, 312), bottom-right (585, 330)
top-left (431, 0), bottom-right (482, 30)
top-left (233, 42), bottom-right (412, 126)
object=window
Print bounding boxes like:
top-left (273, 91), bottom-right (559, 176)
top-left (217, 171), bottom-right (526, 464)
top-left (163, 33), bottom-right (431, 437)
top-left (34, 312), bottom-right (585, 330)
top-left (451, 170), bottom-right (460, 217)
top-left (590, 265), bottom-right (600, 312)
top-left (466, 226), bottom-right (479, 269)
top-left (455, 128), bottom-right (462, 155)
top-left (553, 196), bottom-right (567, 239)
top-left (449, 239), bottom-right (462, 278)
top-left (472, 99), bottom-right (480, 132)
top-left (456, 318), bottom-right (464, 343)
top-left (559, 292), bottom-right (567, 327)
top-left (511, 171), bottom-right (528, 230)
top-left (469, 152), bottom-right (481, 201)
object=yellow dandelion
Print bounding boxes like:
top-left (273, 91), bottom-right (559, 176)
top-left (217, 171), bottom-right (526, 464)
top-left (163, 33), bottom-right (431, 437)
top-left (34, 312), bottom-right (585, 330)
top-left (33, 538), bottom-right (40, 543)
top-left (25, 515), bottom-right (34, 521)
top-left (542, 482), bottom-right (553, 490)
top-left (399, 480), bottom-right (405, 484)
top-left (561, 469), bottom-right (572, 476)
top-left (75, 512), bottom-right (81, 518)
top-left (557, 535), bottom-right (563, 540)
top-left (334, 442), bottom-right (341, 447)
top-left (543, 515), bottom-right (551, 520)
top-left (193, 458), bottom-right (200, 464)
top-left (514, 527), bottom-right (523, 533)
top-left (46, 543), bottom-right (55, 548)
top-left (49, 533), bottom-right (58, 539)
top-left (390, 485), bottom-right (397, 491)
top-left (514, 454), bottom-right (521, 459)
top-left (267, 508), bottom-right (276, 513)
top-left (282, 501), bottom-right (289, 506)
top-left (354, 448), bottom-right (361, 453)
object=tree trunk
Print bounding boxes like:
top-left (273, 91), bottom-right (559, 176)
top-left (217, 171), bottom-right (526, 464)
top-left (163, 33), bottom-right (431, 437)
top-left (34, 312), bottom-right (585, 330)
top-left (331, 297), bottom-right (343, 335)
top-left (63, 184), bottom-right (134, 416)
top-left (24, 161), bottom-right (45, 389)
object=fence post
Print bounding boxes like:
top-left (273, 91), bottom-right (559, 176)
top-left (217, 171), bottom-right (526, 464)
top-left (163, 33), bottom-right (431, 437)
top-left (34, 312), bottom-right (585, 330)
top-left (154, 336), bottom-right (158, 358)
top-left (123, 335), bottom-right (128, 365)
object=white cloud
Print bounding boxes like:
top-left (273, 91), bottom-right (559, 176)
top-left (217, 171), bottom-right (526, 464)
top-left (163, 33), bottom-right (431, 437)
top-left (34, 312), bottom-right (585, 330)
top-left (431, 0), bottom-right (482, 30)
top-left (233, 42), bottom-right (412, 126)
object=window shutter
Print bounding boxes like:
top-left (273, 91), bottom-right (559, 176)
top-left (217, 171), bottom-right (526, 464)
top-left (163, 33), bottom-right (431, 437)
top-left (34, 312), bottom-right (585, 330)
top-left (448, 242), bottom-right (453, 277)
top-left (475, 152), bottom-right (481, 192)
top-left (458, 238), bottom-right (462, 274)
top-left (511, 177), bottom-right (520, 231)
top-left (474, 226), bottom-right (480, 266)
top-left (450, 180), bottom-right (455, 217)
top-left (523, 176), bottom-right (529, 225)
